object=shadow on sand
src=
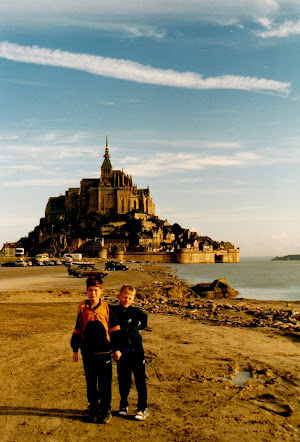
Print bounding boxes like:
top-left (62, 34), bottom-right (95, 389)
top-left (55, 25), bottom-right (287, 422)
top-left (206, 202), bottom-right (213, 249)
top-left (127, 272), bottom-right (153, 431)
top-left (0, 405), bottom-right (87, 421)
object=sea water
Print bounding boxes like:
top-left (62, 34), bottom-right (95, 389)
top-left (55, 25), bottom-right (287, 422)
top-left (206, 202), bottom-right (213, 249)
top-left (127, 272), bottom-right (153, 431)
top-left (160, 258), bottom-right (300, 301)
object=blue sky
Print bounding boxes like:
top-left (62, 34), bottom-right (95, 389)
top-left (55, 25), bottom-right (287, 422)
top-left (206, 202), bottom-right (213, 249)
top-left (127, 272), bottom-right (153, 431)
top-left (1, 0), bottom-right (300, 257)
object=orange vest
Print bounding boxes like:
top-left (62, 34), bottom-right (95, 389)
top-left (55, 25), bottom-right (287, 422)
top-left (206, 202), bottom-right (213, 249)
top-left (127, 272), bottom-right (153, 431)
top-left (74, 300), bottom-right (120, 342)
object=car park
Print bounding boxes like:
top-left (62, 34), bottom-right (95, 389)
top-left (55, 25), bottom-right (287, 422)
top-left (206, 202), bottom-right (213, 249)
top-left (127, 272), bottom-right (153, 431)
top-left (105, 261), bottom-right (129, 271)
top-left (70, 263), bottom-right (108, 278)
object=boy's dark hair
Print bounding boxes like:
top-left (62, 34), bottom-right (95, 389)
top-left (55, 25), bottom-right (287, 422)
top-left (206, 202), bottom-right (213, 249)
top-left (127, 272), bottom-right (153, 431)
top-left (86, 275), bottom-right (103, 289)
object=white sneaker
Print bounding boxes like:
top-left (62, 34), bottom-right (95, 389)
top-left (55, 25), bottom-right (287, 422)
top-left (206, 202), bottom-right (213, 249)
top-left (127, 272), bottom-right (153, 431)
top-left (119, 407), bottom-right (128, 416)
top-left (135, 408), bottom-right (149, 420)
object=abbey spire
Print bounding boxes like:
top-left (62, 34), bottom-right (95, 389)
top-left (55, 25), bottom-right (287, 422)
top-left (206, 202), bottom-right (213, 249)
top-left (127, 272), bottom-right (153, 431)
top-left (101, 132), bottom-right (113, 178)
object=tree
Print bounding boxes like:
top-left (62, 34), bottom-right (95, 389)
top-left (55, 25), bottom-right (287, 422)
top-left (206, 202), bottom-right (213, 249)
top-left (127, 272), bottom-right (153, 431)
top-left (172, 223), bottom-right (183, 238)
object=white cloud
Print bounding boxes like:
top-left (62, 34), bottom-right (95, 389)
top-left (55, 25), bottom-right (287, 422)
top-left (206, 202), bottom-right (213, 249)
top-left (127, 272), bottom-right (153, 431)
top-left (2, 178), bottom-right (77, 188)
top-left (5, 165), bottom-right (38, 171)
top-left (256, 18), bottom-right (300, 38)
top-left (271, 232), bottom-right (289, 240)
top-left (0, 42), bottom-right (291, 96)
top-left (5, 78), bottom-right (48, 86)
top-left (101, 100), bottom-right (115, 106)
top-left (121, 151), bottom-right (262, 176)
top-left (131, 138), bottom-right (242, 149)
top-left (0, 142), bottom-right (99, 159)
top-left (74, 21), bottom-right (166, 40)
top-left (234, 206), bottom-right (264, 211)
top-left (0, 134), bottom-right (19, 141)
top-left (206, 141), bottom-right (241, 149)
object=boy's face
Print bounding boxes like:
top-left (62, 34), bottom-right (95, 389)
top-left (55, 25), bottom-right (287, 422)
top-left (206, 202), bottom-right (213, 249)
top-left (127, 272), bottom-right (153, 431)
top-left (87, 285), bottom-right (103, 305)
top-left (118, 292), bottom-right (135, 308)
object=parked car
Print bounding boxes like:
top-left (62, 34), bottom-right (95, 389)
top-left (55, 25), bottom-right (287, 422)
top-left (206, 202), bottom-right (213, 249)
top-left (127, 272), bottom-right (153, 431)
top-left (1, 261), bottom-right (16, 267)
top-left (29, 259), bottom-right (44, 266)
top-left (14, 260), bottom-right (27, 267)
top-left (105, 261), bottom-right (129, 271)
top-left (44, 260), bottom-right (55, 266)
top-left (68, 262), bottom-right (92, 275)
top-left (52, 260), bottom-right (62, 265)
top-left (71, 264), bottom-right (108, 279)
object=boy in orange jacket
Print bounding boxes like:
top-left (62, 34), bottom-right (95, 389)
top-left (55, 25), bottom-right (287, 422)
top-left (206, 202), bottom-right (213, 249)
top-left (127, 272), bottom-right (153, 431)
top-left (71, 276), bottom-right (121, 424)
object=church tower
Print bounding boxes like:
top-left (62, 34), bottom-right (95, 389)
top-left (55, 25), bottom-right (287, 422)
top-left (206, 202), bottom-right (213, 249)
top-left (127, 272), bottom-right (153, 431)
top-left (101, 132), bottom-right (113, 179)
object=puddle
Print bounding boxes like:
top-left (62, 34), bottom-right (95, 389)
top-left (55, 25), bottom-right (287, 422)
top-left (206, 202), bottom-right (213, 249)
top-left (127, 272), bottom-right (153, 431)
top-left (216, 371), bottom-right (265, 387)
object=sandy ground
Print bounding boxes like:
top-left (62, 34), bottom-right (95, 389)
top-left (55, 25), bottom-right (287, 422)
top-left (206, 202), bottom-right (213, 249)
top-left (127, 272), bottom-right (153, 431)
top-left (0, 264), bottom-right (299, 441)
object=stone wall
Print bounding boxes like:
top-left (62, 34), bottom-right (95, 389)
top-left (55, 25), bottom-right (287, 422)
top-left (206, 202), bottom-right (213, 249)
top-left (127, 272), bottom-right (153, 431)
top-left (175, 248), bottom-right (240, 264)
top-left (109, 251), bottom-right (174, 263)
top-left (107, 248), bottom-right (240, 263)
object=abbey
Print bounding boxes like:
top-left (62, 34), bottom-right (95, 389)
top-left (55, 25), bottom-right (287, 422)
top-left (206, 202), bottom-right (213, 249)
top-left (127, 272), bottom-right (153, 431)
top-left (45, 136), bottom-right (155, 222)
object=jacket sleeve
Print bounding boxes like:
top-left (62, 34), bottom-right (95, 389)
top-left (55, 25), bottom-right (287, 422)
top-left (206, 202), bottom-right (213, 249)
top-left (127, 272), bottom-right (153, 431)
top-left (70, 314), bottom-right (82, 352)
top-left (108, 308), bottom-right (122, 352)
top-left (137, 308), bottom-right (148, 330)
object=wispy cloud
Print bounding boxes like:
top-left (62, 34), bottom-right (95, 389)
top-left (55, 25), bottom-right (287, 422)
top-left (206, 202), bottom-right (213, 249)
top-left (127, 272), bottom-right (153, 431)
top-left (2, 178), bottom-right (77, 188)
top-left (0, 134), bottom-right (19, 141)
top-left (5, 165), bottom-right (38, 171)
top-left (256, 17), bottom-right (300, 38)
top-left (4, 78), bottom-right (48, 86)
top-left (71, 21), bottom-right (166, 40)
top-left (101, 100), bottom-right (115, 106)
top-left (121, 151), bottom-right (262, 176)
top-left (131, 138), bottom-right (242, 149)
top-left (234, 206), bottom-right (264, 211)
top-left (0, 41), bottom-right (291, 96)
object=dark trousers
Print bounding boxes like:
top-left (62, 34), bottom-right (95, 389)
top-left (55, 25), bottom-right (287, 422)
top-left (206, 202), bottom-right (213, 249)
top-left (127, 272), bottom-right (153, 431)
top-left (117, 350), bottom-right (147, 410)
top-left (82, 352), bottom-right (112, 411)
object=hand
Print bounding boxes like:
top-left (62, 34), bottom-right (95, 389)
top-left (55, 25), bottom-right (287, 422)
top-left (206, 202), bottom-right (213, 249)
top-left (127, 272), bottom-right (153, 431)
top-left (113, 350), bottom-right (122, 361)
top-left (72, 352), bottom-right (79, 362)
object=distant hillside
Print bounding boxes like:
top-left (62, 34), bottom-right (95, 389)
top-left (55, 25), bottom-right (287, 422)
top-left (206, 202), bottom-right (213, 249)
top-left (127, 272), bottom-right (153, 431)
top-left (272, 255), bottom-right (300, 261)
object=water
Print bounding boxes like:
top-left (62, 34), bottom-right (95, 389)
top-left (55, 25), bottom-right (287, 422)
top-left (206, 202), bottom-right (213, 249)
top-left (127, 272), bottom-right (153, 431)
top-left (161, 258), bottom-right (300, 301)
top-left (216, 371), bottom-right (265, 387)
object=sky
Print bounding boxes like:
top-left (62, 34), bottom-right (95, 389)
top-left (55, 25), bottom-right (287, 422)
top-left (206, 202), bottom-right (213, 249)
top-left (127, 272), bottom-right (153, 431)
top-left (1, 0), bottom-right (300, 257)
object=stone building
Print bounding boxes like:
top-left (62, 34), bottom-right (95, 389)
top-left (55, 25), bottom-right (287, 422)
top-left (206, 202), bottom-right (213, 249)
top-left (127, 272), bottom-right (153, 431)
top-left (45, 135), bottom-right (155, 222)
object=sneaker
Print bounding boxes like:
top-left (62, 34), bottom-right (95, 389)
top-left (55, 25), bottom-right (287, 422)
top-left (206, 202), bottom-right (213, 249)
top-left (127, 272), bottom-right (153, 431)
top-left (98, 409), bottom-right (112, 424)
top-left (119, 406), bottom-right (128, 416)
top-left (87, 404), bottom-right (100, 423)
top-left (135, 408), bottom-right (149, 421)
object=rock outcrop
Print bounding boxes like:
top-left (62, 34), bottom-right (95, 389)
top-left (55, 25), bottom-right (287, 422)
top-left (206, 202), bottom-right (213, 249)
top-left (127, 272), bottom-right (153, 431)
top-left (191, 278), bottom-right (239, 299)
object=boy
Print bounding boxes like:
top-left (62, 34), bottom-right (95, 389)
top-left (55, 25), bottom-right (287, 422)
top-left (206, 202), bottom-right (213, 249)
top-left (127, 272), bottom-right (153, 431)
top-left (110, 284), bottom-right (149, 421)
top-left (71, 276), bottom-right (121, 424)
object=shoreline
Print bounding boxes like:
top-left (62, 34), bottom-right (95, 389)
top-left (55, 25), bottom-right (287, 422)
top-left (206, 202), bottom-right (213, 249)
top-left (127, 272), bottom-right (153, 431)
top-left (2, 263), bottom-right (299, 336)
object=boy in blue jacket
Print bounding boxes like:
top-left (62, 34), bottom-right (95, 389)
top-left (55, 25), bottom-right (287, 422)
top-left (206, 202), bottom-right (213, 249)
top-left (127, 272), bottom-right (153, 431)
top-left (110, 284), bottom-right (149, 420)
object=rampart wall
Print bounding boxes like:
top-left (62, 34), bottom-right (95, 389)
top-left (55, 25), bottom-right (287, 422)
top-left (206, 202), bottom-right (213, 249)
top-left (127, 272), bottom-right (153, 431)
top-left (107, 248), bottom-right (240, 263)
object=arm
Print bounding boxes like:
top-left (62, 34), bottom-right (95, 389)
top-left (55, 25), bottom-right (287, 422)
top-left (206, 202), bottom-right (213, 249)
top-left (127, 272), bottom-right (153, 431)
top-left (137, 309), bottom-right (148, 330)
top-left (108, 308), bottom-right (122, 354)
top-left (70, 313), bottom-right (82, 360)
